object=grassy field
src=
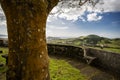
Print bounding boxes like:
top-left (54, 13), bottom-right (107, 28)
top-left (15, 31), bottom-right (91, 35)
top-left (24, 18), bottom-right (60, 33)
top-left (0, 47), bottom-right (87, 80)
top-left (103, 48), bottom-right (120, 53)
top-left (50, 58), bottom-right (87, 80)
top-left (92, 47), bottom-right (120, 53)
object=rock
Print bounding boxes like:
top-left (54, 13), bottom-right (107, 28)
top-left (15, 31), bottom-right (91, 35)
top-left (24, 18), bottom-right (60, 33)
top-left (0, 51), bottom-right (3, 54)
top-left (0, 63), bottom-right (4, 67)
top-left (1, 54), bottom-right (8, 59)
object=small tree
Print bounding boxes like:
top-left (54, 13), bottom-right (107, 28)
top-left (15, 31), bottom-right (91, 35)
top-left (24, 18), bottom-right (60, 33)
top-left (0, 0), bottom-right (99, 80)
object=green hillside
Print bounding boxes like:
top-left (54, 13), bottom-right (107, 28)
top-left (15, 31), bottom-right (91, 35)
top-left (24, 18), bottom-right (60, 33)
top-left (47, 34), bottom-right (120, 53)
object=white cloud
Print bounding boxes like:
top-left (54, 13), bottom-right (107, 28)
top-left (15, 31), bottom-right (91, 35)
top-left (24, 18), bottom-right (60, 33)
top-left (58, 7), bottom-right (86, 21)
top-left (47, 14), bottom-right (58, 22)
top-left (49, 1), bottom-right (87, 22)
top-left (97, 32), bottom-right (120, 38)
top-left (99, 0), bottom-right (120, 12)
top-left (0, 25), bottom-right (7, 35)
top-left (46, 28), bottom-right (82, 38)
top-left (87, 13), bottom-right (102, 21)
top-left (48, 25), bottom-right (68, 30)
top-left (48, 0), bottom-right (120, 22)
top-left (0, 21), bottom-right (6, 26)
top-left (46, 26), bottom-right (70, 37)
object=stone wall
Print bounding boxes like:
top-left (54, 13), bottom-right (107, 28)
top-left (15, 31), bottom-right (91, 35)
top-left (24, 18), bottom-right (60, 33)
top-left (88, 48), bottom-right (120, 75)
top-left (47, 44), bottom-right (120, 76)
top-left (47, 44), bottom-right (85, 62)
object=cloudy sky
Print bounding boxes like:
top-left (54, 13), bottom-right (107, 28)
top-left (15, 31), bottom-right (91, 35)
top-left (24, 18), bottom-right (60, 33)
top-left (0, 0), bottom-right (120, 38)
top-left (46, 0), bottom-right (120, 38)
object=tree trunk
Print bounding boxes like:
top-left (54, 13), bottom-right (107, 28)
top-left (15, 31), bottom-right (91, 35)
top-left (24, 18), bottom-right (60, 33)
top-left (0, 0), bottom-right (58, 80)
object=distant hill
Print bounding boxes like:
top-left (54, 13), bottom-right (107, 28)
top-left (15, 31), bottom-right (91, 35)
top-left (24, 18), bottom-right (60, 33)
top-left (47, 34), bottom-right (120, 47)
top-left (47, 36), bottom-right (61, 41)
top-left (85, 34), bottom-right (101, 39)
top-left (82, 34), bottom-right (103, 44)
top-left (0, 34), bottom-right (8, 39)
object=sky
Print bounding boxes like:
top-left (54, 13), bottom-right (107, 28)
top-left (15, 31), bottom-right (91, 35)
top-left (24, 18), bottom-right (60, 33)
top-left (46, 0), bottom-right (120, 38)
top-left (0, 0), bottom-right (120, 38)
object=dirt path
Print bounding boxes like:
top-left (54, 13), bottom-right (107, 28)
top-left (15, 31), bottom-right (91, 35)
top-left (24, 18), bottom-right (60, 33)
top-left (50, 55), bottom-right (116, 80)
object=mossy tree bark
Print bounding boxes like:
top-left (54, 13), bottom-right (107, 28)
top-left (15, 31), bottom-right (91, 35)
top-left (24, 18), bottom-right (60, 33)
top-left (0, 0), bottom-right (58, 80)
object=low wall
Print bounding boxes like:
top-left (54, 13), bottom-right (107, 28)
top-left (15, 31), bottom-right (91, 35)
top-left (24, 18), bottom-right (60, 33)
top-left (47, 44), bottom-right (120, 76)
top-left (47, 44), bottom-right (85, 62)
top-left (88, 48), bottom-right (120, 75)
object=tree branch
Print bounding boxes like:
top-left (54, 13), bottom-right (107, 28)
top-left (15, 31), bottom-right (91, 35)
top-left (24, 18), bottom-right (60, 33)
top-left (47, 0), bottom-right (59, 14)
top-left (79, 0), bottom-right (90, 6)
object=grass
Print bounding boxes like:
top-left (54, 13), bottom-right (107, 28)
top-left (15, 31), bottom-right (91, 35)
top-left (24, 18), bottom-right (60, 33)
top-left (92, 47), bottom-right (120, 53)
top-left (0, 47), bottom-right (8, 64)
top-left (0, 47), bottom-right (8, 73)
top-left (50, 58), bottom-right (87, 80)
top-left (102, 48), bottom-right (120, 53)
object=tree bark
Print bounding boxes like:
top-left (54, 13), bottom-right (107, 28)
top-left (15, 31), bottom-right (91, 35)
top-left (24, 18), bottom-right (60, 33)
top-left (0, 0), bottom-right (58, 80)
